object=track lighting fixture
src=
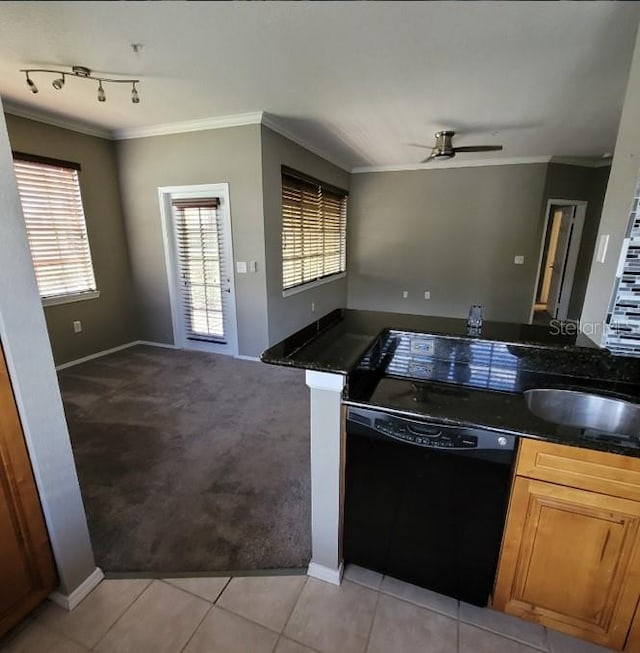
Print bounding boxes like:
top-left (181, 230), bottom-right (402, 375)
top-left (20, 65), bottom-right (140, 104)
top-left (26, 73), bottom-right (38, 94)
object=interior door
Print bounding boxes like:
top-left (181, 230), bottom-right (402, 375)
top-left (546, 205), bottom-right (575, 319)
top-left (165, 186), bottom-right (238, 356)
top-left (0, 345), bottom-right (57, 637)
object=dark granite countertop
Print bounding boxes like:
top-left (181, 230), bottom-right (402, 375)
top-left (261, 309), bottom-right (603, 374)
top-left (262, 308), bottom-right (640, 457)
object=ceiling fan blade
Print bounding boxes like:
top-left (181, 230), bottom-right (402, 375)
top-left (453, 145), bottom-right (503, 153)
top-left (407, 142), bottom-right (434, 149)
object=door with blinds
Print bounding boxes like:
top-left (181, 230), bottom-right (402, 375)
top-left (160, 184), bottom-right (238, 356)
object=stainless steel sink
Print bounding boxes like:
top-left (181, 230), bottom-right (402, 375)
top-left (524, 389), bottom-right (640, 436)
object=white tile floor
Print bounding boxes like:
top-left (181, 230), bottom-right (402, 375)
top-left (0, 565), bottom-right (615, 653)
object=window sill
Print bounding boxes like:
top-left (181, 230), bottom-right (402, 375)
top-left (282, 272), bottom-right (346, 298)
top-left (42, 290), bottom-right (100, 307)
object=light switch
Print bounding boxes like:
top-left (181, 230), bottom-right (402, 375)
top-left (596, 234), bottom-right (610, 264)
top-left (249, 260), bottom-right (257, 273)
top-left (236, 261), bottom-right (247, 274)
top-left (402, 290), bottom-right (409, 299)
top-left (514, 255), bottom-right (525, 265)
top-left (424, 291), bottom-right (431, 300)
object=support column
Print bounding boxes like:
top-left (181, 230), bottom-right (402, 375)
top-left (305, 369), bottom-right (346, 585)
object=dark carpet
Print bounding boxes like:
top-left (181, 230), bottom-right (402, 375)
top-left (58, 345), bottom-right (311, 574)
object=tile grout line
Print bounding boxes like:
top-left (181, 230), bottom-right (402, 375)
top-left (280, 576), bottom-right (308, 630)
top-left (160, 576), bottom-right (232, 605)
top-left (456, 621), bottom-right (548, 652)
top-left (206, 575), bottom-right (309, 640)
top-left (179, 602), bottom-right (215, 653)
top-left (363, 586), bottom-right (382, 653)
top-left (89, 579), bottom-right (154, 651)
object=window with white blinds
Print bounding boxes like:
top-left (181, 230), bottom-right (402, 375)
top-left (13, 154), bottom-right (97, 302)
top-left (282, 168), bottom-right (348, 292)
top-left (172, 198), bottom-right (227, 343)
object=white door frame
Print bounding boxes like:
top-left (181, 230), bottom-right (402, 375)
top-left (158, 183), bottom-right (239, 356)
top-left (530, 199), bottom-right (588, 323)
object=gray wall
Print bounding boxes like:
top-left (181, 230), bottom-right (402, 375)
top-left (116, 125), bottom-right (268, 357)
top-left (0, 102), bottom-right (95, 595)
top-left (5, 114), bottom-right (137, 365)
top-left (346, 164), bottom-right (548, 323)
top-left (261, 126), bottom-right (350, 344)
top-left (582, 24), bottom-right (640, 338)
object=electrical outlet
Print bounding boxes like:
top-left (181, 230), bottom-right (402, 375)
top-left (424, 291), bottom-right (431, 300)
top-left (408, 361), bottom-right (434, 379)
top-left (236, 261), bottom-right (247, 274)
top-left (73, 320), bottom-right (82, 333)
top-left (410, 337), bottom-right (435, 356)
top-left (402, 290), bottom-right (409, 299)
top-left (514, 255), bottom-right (525, 265)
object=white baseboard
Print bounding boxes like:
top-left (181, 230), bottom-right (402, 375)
top-left (235, 354), bottom-right (261, 362)
top-left (137, 340), bottom-right (179, 349)
top-left (55, 343), bottom-right (139, 370)
top-left (308, 561), bottom-right (344, 586)
top-left (55, 340), bottom-right (182, 370)
top-left (49, 567), bottom-right (104, 610)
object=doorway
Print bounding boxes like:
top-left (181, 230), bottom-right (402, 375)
top-left (159, 184), bottom-right (238, 356)
top-left (531, 200), bottom-right (587, 323)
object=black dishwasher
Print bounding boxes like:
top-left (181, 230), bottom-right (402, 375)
top-left (344, 406), bottom-right (516, 606)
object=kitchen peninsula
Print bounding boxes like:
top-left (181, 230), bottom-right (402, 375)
top-left (262, 308), bottom-right (640, 651)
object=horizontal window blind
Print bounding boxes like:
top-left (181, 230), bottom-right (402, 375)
top-left (172, 198), bottom-right (227, 343)
top-left (282, 171), bottom-right (347, 291)
top-left (13, 157), bottom-right (97, 300)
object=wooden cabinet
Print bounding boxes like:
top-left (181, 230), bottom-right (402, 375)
top-left (494, 439), bottom-right (640, 651)
top-left (0, 345), bottom-right (56, 637)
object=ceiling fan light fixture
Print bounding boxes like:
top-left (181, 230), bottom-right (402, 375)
top-left (131, 82), bottom-right (140, 104)
top-left (97, 82), bottom-right (106, 102)
top-left (421, 130), bottom-right (503, 163)
top-left (52, 75), bottom-right (65, 90)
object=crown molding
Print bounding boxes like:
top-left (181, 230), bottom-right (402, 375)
top-left (261, 113), bottom-right (352, 172)
top-left (351, 156), bottom-right (553, 174)
top-left (2, 100), bottom-right (112, 139)
top-left (114, 112), bottom-right (264, 140)
top-left (550, 155), bottom-right (612, 169)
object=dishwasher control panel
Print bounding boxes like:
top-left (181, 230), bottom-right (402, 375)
top-left (347, 407), bottom-right (515, 452)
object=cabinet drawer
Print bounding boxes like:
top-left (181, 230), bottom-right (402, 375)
top-left (517, 438), bottom-right (640, 502)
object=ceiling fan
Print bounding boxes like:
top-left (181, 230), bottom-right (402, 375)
top-left (417, 130), bottom-right (503, 163)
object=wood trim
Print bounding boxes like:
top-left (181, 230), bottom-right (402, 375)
top-left (11, 151), bottom-right (81, 171)
top-left (0, 344), bottom-right (56, 636)
top-left (625, 597), bottom-right (640, 652)
top-left (517, 439), bottom-right (640, 502)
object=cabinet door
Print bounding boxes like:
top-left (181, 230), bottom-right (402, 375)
top-left (0, 346), bottom-right (56, 637)
top-left (493, 476), bottom-right (640, 650)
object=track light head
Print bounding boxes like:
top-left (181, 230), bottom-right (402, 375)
top-left (131, 83), bottom-right (140, 104)
top-left (52, 75), bottom-right (65, 90)
top-left (25, 73), bottom-right (38, 94)
top-left (97, 82), bottom-right (106, 102)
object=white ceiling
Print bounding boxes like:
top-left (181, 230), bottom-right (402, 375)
top-left (1, 1), bottom-right (639, 171)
